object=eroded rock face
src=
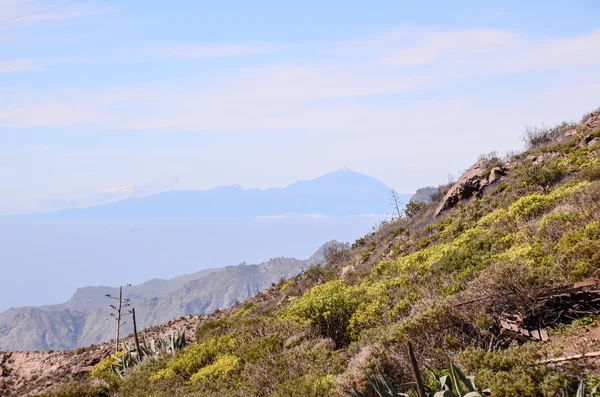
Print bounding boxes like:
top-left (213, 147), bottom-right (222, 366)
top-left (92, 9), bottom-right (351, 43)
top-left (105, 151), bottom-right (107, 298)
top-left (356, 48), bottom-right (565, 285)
top-left (434, 161), bottom-right (506, 216)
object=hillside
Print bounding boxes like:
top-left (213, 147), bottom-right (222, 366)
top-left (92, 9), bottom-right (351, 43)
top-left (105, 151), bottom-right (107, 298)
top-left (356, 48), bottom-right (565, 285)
top-left (0, 244), bottom-right (331, 352)
top-left (19, 169), bottom-right (410, 219)
top-left (3, 108), bottom-right (600, 397)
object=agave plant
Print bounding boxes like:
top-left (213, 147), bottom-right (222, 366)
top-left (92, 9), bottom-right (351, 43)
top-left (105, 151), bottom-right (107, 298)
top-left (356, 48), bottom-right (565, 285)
top-left (563, 381), bottom-right (599, 397)
top-left (429, 362), bottom-right (491, 397)
top-left (166, 330), bottom-right (188, 354)
top-left (345, 361), bottom-right (490, 397)
top-left (110, 343), bottom-right (142, 377)
top-left (345, 365), bottom-right (409, 397)
top-left (109, 331), bottom-right (188, 377)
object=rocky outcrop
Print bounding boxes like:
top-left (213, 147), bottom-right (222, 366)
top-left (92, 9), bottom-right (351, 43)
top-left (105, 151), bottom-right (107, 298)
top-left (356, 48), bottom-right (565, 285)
top-left (434, 161), bottom-right (506, 216)
top-left (584, 113), bottom-right (600, 130)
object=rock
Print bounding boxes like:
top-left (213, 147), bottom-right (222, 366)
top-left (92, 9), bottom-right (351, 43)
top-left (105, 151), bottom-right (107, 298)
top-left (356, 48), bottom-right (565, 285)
top-left (533, 152), bottom-right (563, 165)
top-left (434, 160), bottom-right (506, 216)
top-left (585, 114), bottom-right (600, 130)
top-left (554, 128), bottom-right (579, 145)
top-left (564, 129), bottom-right (578, 138)
top-left (488, 167), bottom-right (506, 184)
top-left (589, 138), bottom-right (600, 147)
top-left (340, 264), bottom-right (356, 279)
top-left (312, 338), bottom-right (336, 351)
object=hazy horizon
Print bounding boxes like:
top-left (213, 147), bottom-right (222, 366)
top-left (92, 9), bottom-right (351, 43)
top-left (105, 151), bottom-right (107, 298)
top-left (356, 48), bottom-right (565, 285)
top-left (6, 167), bottom-right (411, 216)
top-left (0, 214), bottom-right (389, 311)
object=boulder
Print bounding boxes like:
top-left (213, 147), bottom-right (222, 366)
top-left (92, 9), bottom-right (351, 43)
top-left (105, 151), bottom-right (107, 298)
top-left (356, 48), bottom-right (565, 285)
top-left (488, 167), bottom-right (505, 184)
top-left (434, 160), bottom-right (506, 216)
top-left (533, 151), bottom-right (564, 165)
top-left (585, 114), bottom-right (600, 130)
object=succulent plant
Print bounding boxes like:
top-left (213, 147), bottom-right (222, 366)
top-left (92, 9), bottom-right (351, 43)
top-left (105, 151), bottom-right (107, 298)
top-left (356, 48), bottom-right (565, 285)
top-left (109, 331), bottom-right (188, 377)
top-left (563, 381), bottom-right (599, 397)
top-left (429, 361), bottom-right (491, 397)
top-left (345, 365), bottom-right (409, 397)
top-left (345, 361), bottom-right (491, 397)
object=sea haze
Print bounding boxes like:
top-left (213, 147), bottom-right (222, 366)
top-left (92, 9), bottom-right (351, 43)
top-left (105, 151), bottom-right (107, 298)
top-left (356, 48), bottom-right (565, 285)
top-left (0, 215), bottom-right (386, 312)
top-left (0, 169), bottom-right (411, 311)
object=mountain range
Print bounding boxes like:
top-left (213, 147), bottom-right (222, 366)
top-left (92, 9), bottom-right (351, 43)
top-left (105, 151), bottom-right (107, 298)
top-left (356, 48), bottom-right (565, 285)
top-left (0, 242), bottom-right (335, 351)
top-left (21, 168), bottom-right (410, 219)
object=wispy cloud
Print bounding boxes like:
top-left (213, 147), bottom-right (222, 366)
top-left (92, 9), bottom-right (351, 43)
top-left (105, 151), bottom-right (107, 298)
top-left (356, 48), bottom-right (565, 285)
top-left (147, 42), bottom-right (277, 61)
top-left (0, 0), bottom-right (115, 24)
top-left (0, 102), bottom-right (101, 127)
top-left (0, 58), bottom-right (45, 74)
top-left (1, 27), bottom-right (600, 132)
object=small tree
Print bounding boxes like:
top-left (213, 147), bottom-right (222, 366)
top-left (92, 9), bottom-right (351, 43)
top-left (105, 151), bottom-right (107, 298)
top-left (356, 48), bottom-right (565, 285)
top-left (106, 284), bottom-right (132, 354)
top-left (391, 190), bottom-right (403, 220)
top-left (405, 200), bottom-right (427, 219)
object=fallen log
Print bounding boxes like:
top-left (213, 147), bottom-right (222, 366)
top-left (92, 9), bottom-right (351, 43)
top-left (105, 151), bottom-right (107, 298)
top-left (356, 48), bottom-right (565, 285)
top-left (536, 351), bottom-right (600, 365)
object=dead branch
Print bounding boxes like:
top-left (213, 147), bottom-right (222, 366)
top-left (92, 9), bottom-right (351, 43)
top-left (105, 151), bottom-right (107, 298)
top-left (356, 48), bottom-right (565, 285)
top-left (536, 351), bottom-right (600, 365)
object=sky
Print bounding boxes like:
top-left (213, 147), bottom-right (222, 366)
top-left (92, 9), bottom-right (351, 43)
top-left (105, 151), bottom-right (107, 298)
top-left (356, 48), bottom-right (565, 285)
top-left (1, 0), bottom-right (600, 215)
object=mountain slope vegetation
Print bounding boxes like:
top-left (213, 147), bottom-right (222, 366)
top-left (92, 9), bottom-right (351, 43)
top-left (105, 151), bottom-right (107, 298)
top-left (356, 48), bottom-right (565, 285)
top-left (6, 108), bottom-right (600, 397)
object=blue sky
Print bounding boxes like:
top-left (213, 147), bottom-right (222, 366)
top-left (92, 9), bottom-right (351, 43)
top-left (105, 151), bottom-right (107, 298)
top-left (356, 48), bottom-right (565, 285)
top-left (1, 0), bottom-right (599, 214)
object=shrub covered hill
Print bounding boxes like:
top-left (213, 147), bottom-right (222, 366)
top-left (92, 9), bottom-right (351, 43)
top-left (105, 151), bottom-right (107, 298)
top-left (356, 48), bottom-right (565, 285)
top-left (4, 108), bottom-right (600, 397)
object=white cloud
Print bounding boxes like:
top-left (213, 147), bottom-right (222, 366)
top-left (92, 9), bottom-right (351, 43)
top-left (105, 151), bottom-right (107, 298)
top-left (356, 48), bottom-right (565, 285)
top-left (0, 0), bottom-right (114, 24)
top-left (255, 215), bottom-right (293, 220)
top-left (101, 184), bottom-right (135, 195)
top-left (148, 43), bottom-right (277, 60)
top-left (0, 102), bottom-right (101, 127)
top-left (31, 145), bottom-right (49, 153)
top-left (2, 27), bottom-right (598, 131)
top-left (0, 58), bottom-right (45, 74)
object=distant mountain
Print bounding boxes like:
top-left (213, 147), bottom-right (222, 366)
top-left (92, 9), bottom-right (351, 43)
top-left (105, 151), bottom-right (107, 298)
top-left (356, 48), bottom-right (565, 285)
top-left (21, 169), bottom-right (411, 219)
top-left (0, 242), bottom-right (336, 351)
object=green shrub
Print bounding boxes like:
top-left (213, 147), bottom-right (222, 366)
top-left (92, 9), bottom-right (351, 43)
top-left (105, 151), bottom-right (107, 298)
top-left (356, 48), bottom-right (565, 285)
top-left (457, 345), bottom-right (565, 397)
top-left (279, 280), bottom-right (295, 292)
top-left (553, 316), bottom-right (597, 335)
top-left (119, 358), bottom-right (175, 397)
top-left (488, 182), bottom-right (508, 196)
top-left (517, 158), bottom-right (567, 191)
top-left (89, 351), bottom-right (125, 389)
top-left (232, 302), bottom-right (257, 318)
top-left (555, 220), bottom-right (600, 281)
top-left (405, 200), bottom-right (427, 218)
top-left (287, 280), bottom-right (359, 347)
top-left (272, 373), bottom-right (336, 397)
top-left (35, 383), bottom-right (110, 397)
top-left (236, 340), bottom-right (345, 397)
top-left (579, 160), bottom-right (600, 182)
top-left (508, 193), bottom-right (553, 220)
top-left (150, 335), bottom-right (235, 382)
top-left (189, 354), bottom-right (240, 384)
top-left (237, 334), bottom-right (284, 363)
top-left (196, 318), bottom-right (232, 343)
